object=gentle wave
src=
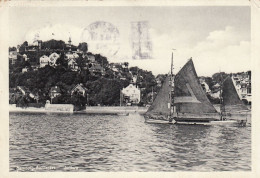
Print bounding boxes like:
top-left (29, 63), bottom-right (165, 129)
top-left (9, 112), bottom-right (251, 172)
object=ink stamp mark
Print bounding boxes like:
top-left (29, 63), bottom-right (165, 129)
top-left (81, 21), bottom-right (120, 57)
top-left (131, 21), bottom-right (152, 59)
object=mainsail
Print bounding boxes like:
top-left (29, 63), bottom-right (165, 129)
top-left (145, 75), bottom-right (171, 120)
top-left (173, 59), bottom-right (218, 115)
top-left (222, 76), bottom-right (249, 112)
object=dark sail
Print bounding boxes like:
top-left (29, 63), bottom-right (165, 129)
top-left (222, 76), bottom-right (249, 112)
top-left (173, 59), bottom-right (218, 114)
top-left (145, 75), bottom-right (171, 120)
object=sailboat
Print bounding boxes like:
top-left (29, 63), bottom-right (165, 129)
top-left (145, 55), bottom-right (248, 126)
top-left (171, 58), bottom-right (220, 124)
top-left (144, 52), bottom-right (175, 124)
top-left (144, 74), bottom-right (173, 124)
top-left (220, 76), bottom-right (251, 126)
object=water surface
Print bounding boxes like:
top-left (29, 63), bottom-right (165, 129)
top-left (9, 112), bottom-right (251, 171)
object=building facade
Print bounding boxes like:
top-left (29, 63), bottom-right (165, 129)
top-left (39, 55), bottom-right (50, 68)
top-left (121, 84), bottom-right (141, 104)
top-left (232, 72), bottom-right (251, 104)
top-left (49, 52), bottom-right (60, 66)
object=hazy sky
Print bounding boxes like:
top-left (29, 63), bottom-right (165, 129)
top-left (9, 6), bottom-right (250, 76)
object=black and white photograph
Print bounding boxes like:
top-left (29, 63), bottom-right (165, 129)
top-left (1, 0), bottom-right (260, 177)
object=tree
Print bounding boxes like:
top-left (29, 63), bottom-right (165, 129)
top-left (94, 54), bottom-right (109, 67)
top-left (76, 53), bottom-right (87, 70)
top-left (19, 41), bottom-right (28, 52)
top-left (42, 39), bottom-right (65, 50)
top-left (124, 62), bottom-right (129, 68)
top-left (55, 52), bottom-right (68, 69)
top-left (9, 47), bottom-right (17, 52)
top-left (204, 77), bottom-right (214, 90)
top-left (16, 96), bottom-right (28, 108)
top-left (212, 72), bottom-right (229, 84)
top-left (78, 42), bottom-right (88, 53)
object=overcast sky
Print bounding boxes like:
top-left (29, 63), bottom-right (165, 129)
top-left (9, 6), bottom-right (250, 76)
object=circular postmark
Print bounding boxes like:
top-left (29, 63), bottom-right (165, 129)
top-left (81, 21), bottom-right (120, 57)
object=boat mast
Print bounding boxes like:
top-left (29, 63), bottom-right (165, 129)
top-left (169, 49), bottom-right (175, 121)
top-left (120, 90), bottom-right (122, 106)
top-left (151, 86), bottom-right (154, 102)
top-left (220, 72), bottom-right (226, 120)
top-left (169, 52), bottom-right (172, 120)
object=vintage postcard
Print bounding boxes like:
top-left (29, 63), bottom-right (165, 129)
top-left (0, 0), bottom-right (260, 177)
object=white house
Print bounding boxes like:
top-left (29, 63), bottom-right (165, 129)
top-left (71, 84), bottom-right (88, 97)
top-left (39, 55), bottom-right (50, 68)
top-left (9, 51), bottom-right (17, 64)
top-left (199, 78), bottom-right (211, 94)
top-left (66, 52), bottom-right (79, 60)
top-left (22, 67), bottom-right (29, 73)
top-left (121, 84), bottom-right (141, 104)
top-left (23, 54), bottom-right (28, 61)
top-left (210, 91), bottom-right (220, 99)
top-left (200, 81), bottom-right (211, 94)
top-left (49, 52), bottom-right (60, 66)
top-left (68, 58), bottom-right (78, 71)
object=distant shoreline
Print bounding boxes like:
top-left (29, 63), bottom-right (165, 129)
top-left (9, 105), bottom-right (148, 114)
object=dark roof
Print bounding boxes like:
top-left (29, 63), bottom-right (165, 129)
top-left (71, 84), bottom-right (87, 92)
top-left (89, 64), bottom-right (103, 71)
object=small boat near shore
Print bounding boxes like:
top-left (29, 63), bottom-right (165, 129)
top-left (117, 112), bottom-right (129, 116)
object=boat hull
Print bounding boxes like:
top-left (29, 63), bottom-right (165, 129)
top-left (224, 112), bottom-right (251, 124)
top-left (175, 120), bottom-right (247, 126)
top-left (117, 113), bottom-right (129, 116)
top-left (173, 113), bottom-right (220, 122)
top-left (145, 118), bottom-right (174, 124)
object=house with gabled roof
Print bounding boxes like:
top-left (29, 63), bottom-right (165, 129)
top-left (89, 63), bottom-right (104, 74)
top-left (68, 58), bottom-right (78, 71)
top-left (121, 84), bottom-right (141, 104)
top-left (66, 52), bottom-right (79, 60)
top-left (49, 52), bottom-right (60, 66)
top-left (71, 84), bottom-right (88, 97)
top-left (40, 55), bottom-right (50, 68)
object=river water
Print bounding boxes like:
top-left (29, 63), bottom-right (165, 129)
top-left (9, 112), bottom-right (251, 172)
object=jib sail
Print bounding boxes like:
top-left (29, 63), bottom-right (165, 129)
top-left (145, 75), bottom-right (171, 120)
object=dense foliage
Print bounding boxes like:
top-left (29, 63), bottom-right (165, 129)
top-left (9, 40), bottom-right (160, 109)
top-left (10, 40), bottom-right (250, 109)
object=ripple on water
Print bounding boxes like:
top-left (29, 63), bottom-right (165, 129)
top-left (9, 113), bottom-right (251, 171)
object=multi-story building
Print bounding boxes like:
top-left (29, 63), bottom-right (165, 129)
top-left (40, 55), bottom-right (49, 68)
top-left (232, 71), bottom-right (251, 104)
top-left (121, 84), bottom-right (141, 104)
top-left (68, 58), bottom-right (78, 71)
top-left (39, 55), bottom-right (50, 68)
top-left (9, 51), bottom-right (17, 65)
top-left (39, 53), bottom-right (60, 68)
top-left (65, 52), bottom-right (79, 60)
top-left (49, 52), bottom-right (60, 66)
